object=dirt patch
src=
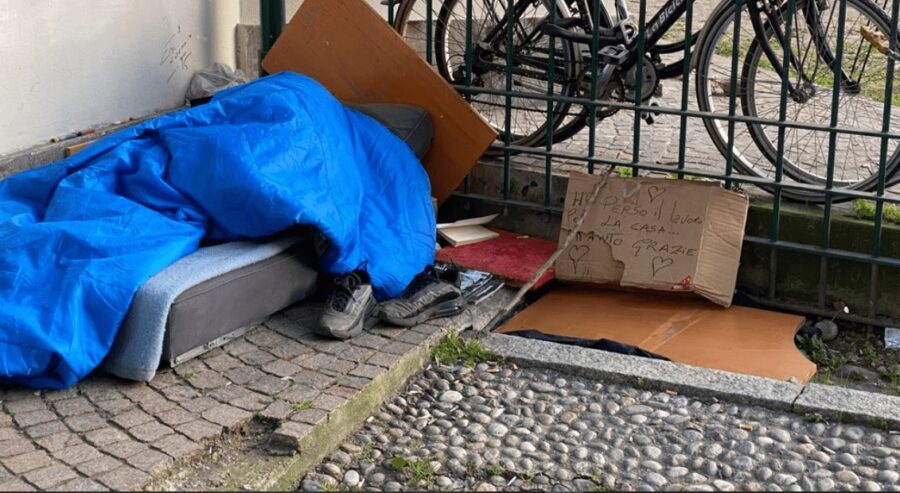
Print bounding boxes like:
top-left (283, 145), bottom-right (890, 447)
top-left (145, 418), bottom-right (284, 491)
top-left (798, 324), bottom-right (900, 397)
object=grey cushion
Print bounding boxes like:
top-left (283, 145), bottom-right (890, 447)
top-left (350, 103), bottom-right (433, 159)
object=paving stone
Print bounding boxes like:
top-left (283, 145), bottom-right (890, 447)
top-left (313, 394), bottom-right (347, 412)
top-left (380, 341), bottom-right (417, 356)
top-left (350, 364), bottom-right (383, 380)
top-left (157, 408), bottom-right (196, 427)
top-left (128, 422), bottom-right (174, 443)
top-left (112, 409), bottom-right (154, 429)
top-left (41, 388), bottom-right (79, 403)
top-left (337, 375), bottom-right (371, 390)
top-left (24, 421), bottom-right (68, 439)
top-left (137, 395), bottom-right (178, 414)
top-left (224, 366), bottom-right (267, 385)
top-left (0, 429), bottom-right (19, 442)
top-left (76, 455), bottom-right (123, 476)
top-left (58, 477), bottom-right (109, 491)
top-left (52, 397), bottom-right (94, 417)
top-left (53, 444), bottom-right (104, 465)
top-left (175, 420), bottom-right (223, 442)
top-left (222, 340), bottom-right (257, 356)
top-left (248, 375), bottom-right (290, 395)
top-left (204, 353), bottom-right (244, 372)
top-left (97, 466), bottom-right (150, 491)
top-left (145, 371), bottom-right (182, 390)
top-left (120, 384), bottom-right (165, 404)
top-left (291, 409), bottom-right (328, 426)
top-left (303, 338), bottom-right (348, 355)
top-left (292, 370), bottom-right (336, 390)
top-left (23, 463), bottom-right (78, 489)
top-left (5, 398), bottom-right (47, 415)
top-left (260, 357), bottom-right (301, 377)
top-left (367, 352), bottom-right (402, 368)
top-left (395, 330), bottom-right (432, 344)
top-left (260, 400), bottom-right (295, 421)
top-left (127, 449), bottom-right (172, 474)
top-left (186, 370), bottom-right (229, 390)
top-left (159, 384), bottom-right (199, 404)
top-left (35, 432), bottom-right (77, 453)
top-left (245, 328), bottom-right (291, 349)
top-left (0, 478), bottom-right (35, 491)
top-left (267, 340), bottom-right (312, 360)
top-left (2, 450), bottom-right (52, 474)
top-left (336, 346), bottom-right (373, 364)
top-left (278, 385), bottom-right (320, 404)
top-left (0, 438), bottom-right (36, 458)
top-left (349, 334), bottom-right (390, 350)
top-left (202, 404), bottom-right (252, 429)
top-left (325, 386), bottom-right (359, 400)
top-left (238, 349), bottom-right (277, 366)
top-left (13, 410), bottom-right (56, 428)
top-left (79, 378), bottom-right (125, 402)
top-left (84, 428), bottom-right (128, 447)
top-left (231, 393), bottom-right (274, 412)
top-left (95, 398), bottom-right (134, 415)
top-left (318, 359), bottom-right (357, 376)
top-left (105, 440), bottom-right (149, 460)
top-left (268, 422), bottom-right (312, 455)
top-left (296, 353), bottom-right (334, 372)
top-left (180, 397), bottom-right (218, 414)
top-left (152, 434), bottom-right (203, 460)
top-left (64, 413), bottom-right (107, 433)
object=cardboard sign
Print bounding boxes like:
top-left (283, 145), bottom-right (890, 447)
top-left (556, 172), bottom-right (749, 306)
top-left (262, 0), bottom-right (498, 204)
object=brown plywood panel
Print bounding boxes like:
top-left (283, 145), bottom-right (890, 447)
top-left (498, 287), bottom-right (815, 382)
top-left (262, 0), bottom-right (497, 204)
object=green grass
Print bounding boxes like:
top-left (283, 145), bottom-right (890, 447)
top-left (668, 172), bottom-right (705, 181)
top-left (292, 400), bottom-right (314, 412)
top-left (797, 334), bottom-right (852, 384)
top-left (389, 456), bottom-right (436, 485)
top-left (635, 377), bottom-right (649, 390)
top-left (804, 412), bottom-right (827, 423)
top-left (486, 464), bottom-right (505, 477)
top-left (616, 167), bottom-right (634, 178)
top-left (431, 332), bottom-right (503, 368)
top-left (866, 416), bottom-right (889, 431)
top-left (852, 199), bottom-right (900, 225)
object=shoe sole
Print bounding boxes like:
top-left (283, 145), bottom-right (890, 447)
top-left (315, 298), bottom-right (377, 340)
top-left (378, 297), bottom-right (466, 328)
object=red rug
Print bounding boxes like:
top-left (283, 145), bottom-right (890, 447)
top-left (436, 229), bottom-right (557, 289)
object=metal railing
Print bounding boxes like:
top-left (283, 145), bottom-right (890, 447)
top-left (382, 0), bottom-right (900, 325)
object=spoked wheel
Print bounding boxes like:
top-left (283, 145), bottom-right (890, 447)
top-left (395, 0), bottom-right (582, 149)
top-left (695, 0), bottom-right (900, 202)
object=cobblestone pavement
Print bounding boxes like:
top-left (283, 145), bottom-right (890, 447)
top-left (0, 304), bottom-right (445, 491)
top-left (303, 361), bottom-right (900, 492)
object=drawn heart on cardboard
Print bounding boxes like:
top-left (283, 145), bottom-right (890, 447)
top-left (651, 256), bottom-right (674, 276)
top-left (568, 245), bottom-right (590, 271)
top-left (647, 185), bottom-right (666, 203)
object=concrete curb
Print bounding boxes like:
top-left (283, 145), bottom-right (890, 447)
top-left (483, 333), bottom-right (900, 430)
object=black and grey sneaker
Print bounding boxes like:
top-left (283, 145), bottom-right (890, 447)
top-left (377, 265), bottom-right (465, 327)
top-left (316, 270), bottom-right (377, 340)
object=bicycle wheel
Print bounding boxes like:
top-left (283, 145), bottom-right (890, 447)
top-left (429, 0), bottom-right (581, 148)
top-left (695, 0), bottom-right (900, 202)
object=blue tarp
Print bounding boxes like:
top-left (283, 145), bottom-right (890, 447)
top-left (0, 72), bottom-right (436, 389)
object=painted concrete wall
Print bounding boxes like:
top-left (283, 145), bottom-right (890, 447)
top-left (0, 0), bottom-right (225, 156)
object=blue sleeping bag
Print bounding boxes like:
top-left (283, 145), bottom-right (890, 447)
top-left (0, 72), bottom-right (436, 389)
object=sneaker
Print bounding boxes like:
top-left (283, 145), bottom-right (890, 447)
top-left (316, 270), bottom-right (377, 339)
top-left (377, 265), bottom-right (466, 327)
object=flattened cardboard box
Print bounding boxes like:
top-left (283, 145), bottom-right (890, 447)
top-left (262, 0), bottom-right (497, 205)
top-left (556, 172), bottom-right (749, 306)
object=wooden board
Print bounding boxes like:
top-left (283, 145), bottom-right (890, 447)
top-left (262, 0), bottom-right (498, 204)
top-left (498, 287), bottom-right (816, 382)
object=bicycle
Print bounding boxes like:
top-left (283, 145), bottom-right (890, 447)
top-left (391, 0), bottom-right (900, 202)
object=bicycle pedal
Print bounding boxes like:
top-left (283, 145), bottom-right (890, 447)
top-left (598, 44), bottom-right (629, 66)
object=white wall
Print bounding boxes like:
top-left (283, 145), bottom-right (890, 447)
top-left (0, 0), bottom-right (229, 156)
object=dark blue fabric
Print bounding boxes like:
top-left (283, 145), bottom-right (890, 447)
top-left (0, 72), bottom-right (436, 389)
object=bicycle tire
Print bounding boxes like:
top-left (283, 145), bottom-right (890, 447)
top-left (694, 0), bottom-right (900, 203)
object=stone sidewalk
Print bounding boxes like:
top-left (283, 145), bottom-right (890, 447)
top-left (0, 301), bottom-right (468, 491)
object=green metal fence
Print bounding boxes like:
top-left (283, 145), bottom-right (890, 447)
top-left (264, 0), bottom-right (900, 326)
top-left (378, 0), bottom-right (900, 326)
